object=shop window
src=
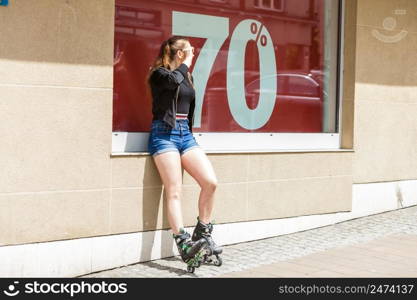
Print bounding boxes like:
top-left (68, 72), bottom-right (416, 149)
top-left (112, 0), bottom-right (343, 153)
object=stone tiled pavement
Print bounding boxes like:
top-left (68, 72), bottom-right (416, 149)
top-left (220, 234), bottom-right (417, 277)
top-left (82, 206), bottom-right (417, 278)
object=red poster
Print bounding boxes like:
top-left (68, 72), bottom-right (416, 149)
top-left (113, 0), bottom-right (326, 133)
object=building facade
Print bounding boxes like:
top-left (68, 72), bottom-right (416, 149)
top-left (0, 0), bottom-right (416, 277)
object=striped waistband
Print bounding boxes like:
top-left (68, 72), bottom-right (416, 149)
top-left (175, 113), bottom-right (188, 120)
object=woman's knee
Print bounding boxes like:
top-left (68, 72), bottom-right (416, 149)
top-left (165, 184), bottom-right (182, 200)
top-left (202, 177), bottom-right (218, 191)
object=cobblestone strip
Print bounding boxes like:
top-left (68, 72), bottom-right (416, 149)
top-left (82, 206), bottom-right (417, 278)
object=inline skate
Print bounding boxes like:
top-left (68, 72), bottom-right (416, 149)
top-left (173, 228), bottom-right (212, 273)
top-left (191, 217), bottom-right (223, 267)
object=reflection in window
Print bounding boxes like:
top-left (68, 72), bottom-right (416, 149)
top-left (254, 0), bottom-right (284, 12)
top-left (209, 0), bottom-right (228, 3)
top-left (287, 75), bottom-right (320, 97)
top-left (113, 0), bottom-right (341, 135)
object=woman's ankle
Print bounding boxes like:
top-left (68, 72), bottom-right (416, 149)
top-left (172, 227), bottom-right (186, 236)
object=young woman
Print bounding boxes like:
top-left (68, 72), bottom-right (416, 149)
top-left (147, 36), bottom-right (222, 263)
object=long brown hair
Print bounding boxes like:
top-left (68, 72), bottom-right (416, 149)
top-left (146, 36), bottom-right (194, 90)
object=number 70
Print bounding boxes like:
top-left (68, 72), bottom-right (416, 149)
top-left (172, 11), bottom-right (277, 130)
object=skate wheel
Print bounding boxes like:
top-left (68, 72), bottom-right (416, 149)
top-left (214, 256), bottom-right (222, 267)
top-left (187, 266), bottom-right (195, 273)
top-left (206, 247), bottom-right (213, 256)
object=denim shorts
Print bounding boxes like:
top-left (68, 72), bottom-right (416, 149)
top-left (148, 119), bottom-right (201, 157)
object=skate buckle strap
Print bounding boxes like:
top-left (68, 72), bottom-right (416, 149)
top-left (174, 230), bottom-right (191, 245)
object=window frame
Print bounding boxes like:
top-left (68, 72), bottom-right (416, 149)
top-left (111, 0), bottom-right (346, 154)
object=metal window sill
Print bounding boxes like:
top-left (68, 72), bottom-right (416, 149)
top-left (110, 148), bottom-right (354, 157)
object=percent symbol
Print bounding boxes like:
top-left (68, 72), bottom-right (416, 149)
top-left (250, 22), bottom-right (267, 47)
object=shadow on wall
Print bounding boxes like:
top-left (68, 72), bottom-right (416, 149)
top-left (139, 157), bottom-right (183, 262)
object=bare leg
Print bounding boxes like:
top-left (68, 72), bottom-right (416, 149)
top-left (152, 151), bottom-right (184, 235)
top-left (181, 147), bottom-right (218, 224)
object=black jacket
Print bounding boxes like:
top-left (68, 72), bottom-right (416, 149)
top-left (149, 63), bottom-right (195, 132)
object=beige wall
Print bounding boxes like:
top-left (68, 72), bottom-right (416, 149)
top-left (352, 0), bottom-right (417, 183)
top-left (0, 0), bottom-right (115, 245)
top-left (109, 153), bottom-right (353, 236)
top-left (3, 0), bottom-right (414, 248)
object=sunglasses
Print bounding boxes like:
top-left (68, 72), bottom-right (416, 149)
top-left (181, 46), bottom-right (195, 53)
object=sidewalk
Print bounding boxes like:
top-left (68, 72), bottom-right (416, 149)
top-left (219, 234), bottom-right (417, 277)
top-left (82, 205), bottom-right (417, 278)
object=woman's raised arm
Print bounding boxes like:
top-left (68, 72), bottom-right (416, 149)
top-left (150, 63), bottom-right (189, 90)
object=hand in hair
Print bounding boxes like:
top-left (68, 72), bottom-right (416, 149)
top-left (182, 48), bottom-right (194, 68)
